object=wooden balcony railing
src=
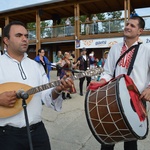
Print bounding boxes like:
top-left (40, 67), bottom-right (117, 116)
top-left (27, 16), bottom-right (150, 40)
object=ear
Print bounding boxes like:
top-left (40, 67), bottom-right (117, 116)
top-left (3, 37), bottom-right (9, 45)
top-left (138, 28), bottom-right (143, 36)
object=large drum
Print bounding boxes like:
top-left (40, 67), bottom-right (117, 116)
top-left (85, 74), bottom-right (148, 145)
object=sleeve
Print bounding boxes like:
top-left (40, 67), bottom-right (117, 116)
top-left (34, 56), bottom-right (40, 63)
top-left (77, 57), bottom-right (80, 62)
top-left (39, 65), bottom-right (63, 111)
top-left (100, 45), bottom-right (117, 82)
top-left (98, 59), bottom-right (102, 67)
top-left (43, 88), bottom-right (63, 112)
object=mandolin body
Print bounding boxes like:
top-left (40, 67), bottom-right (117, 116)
top-left (0, 82), bottom-right (33, 118)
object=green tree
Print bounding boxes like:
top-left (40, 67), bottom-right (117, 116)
top-left (102, 11), bottom-right (123, 33)
top-left (27, 21), bottom-right (50, 38)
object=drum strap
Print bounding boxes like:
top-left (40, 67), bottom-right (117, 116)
top-left (113, 43), bottom-right (141, 77)
top-left (125, 75), bottom-right (147, 121)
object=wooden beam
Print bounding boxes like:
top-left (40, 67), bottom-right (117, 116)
top-left (127, 0), bottom-right (131, 19)
top-left (74, 3), bottom-right (80, 60)
top-left (5, 16), bottom-right (9, 25)
top-left (35, 10), bottom-right (41, 55)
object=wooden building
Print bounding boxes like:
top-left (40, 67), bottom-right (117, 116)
top-left (0, 0), bottom-right (150, 61)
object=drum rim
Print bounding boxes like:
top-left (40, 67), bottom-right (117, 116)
top-left (116, 75), bottom-right (149, 140)
top-left (85, 90), bottom-right (106, 145)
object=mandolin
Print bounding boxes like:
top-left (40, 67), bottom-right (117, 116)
top-left (0, 68), bottom-right (103, 118)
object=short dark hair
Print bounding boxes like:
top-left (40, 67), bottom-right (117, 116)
top-left (130, 16), bottom-right (145, 29)
top-left (81, 47), bottom-right (86, 52)
top-left (38, 48), bottom-right (45, 55)
top-left (3, 21), bottom-right (26, 39)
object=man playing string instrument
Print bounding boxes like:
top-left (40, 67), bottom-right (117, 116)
top-left (0, 21), bottom-right (74, 150)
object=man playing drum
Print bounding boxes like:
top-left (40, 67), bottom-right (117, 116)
top-left (89, 16), bottom-right (150, 150)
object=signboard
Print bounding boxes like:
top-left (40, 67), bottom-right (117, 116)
top-left (76, 36), bottom-right (150, 49)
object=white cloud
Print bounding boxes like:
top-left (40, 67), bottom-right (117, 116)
top-left (0, 0), bottom-right (63, 12)
top-left (136, 7), bottom-right (150, 16)
top-left (0, 1), bottom-right (150, 18)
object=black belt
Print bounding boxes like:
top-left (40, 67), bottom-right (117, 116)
top-left (0, 121), bottom-right (42, 134)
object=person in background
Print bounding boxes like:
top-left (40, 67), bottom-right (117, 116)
top-left (55, 50), bottom-right (63, 80)
top-left (65, 17), bottom-right (71, 36)
top-left (34, 48), bottom-right (51, 81)
top-left (89, 51), bottom-right (97, 80)
top-left (89, 16), bottom-right (150, 150)
top-left (70, 50), bottom-right (75, 60)
top-left (89, 51), bottom-right (96, 69)
top-left (98, 51), bottom-right (109, 68)
top-left (92, 14), bottom-right (99, 34)
top-left (77, 48), bottom-right (91, 96)
top-left (69, 51), bottom-right (75, 64)
top-left (0, 20), bottom-right (74, 150)
top-left (130, 10), bottom-right (138, 17)
top-left (57, 52), bottom-right (78, 99)
top-left (85, 17), bottom-right (91, 35)
top-left (69, 50), bottom-right (76, 75)
top-left (96, 51), bottom-right (109, 81)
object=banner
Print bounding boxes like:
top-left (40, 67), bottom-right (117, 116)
top-left (76, 36), bottom-right (150, 49)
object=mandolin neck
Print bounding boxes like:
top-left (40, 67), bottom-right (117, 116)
top-left (26, 72), bottom-right (86, 95)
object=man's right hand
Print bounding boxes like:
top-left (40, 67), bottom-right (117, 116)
top-left (0, 91), bottom-right (17, 107)
top-left (87, 79), bottom-right (107, 91)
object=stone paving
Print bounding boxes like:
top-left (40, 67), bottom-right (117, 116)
top-left (41, 70), bottom-right (150, 150)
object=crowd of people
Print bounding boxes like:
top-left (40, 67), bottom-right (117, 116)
top-left (54, 48), bottom-right (107, 97)
top-left (84, 14), bottom-right (99, 35)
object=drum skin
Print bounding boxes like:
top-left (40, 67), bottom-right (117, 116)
top-left (85, 75), bottom-right (149, 145)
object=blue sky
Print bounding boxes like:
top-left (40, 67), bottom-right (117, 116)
top-left (0, 0), bottom-right (150, 16)
top-left (132, 7), bottom-right (150, 16)
top-left (0, 0), bottom-right (63, 12)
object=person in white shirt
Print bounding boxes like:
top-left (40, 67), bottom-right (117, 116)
top-left (89, 16), bottom-right (150, 150)
top-left (92, 14), bottom-right (99, 34)
top-left (0, 21), bottom-right (74, 150)
top-left (65, 17), bottom-right (71, 36)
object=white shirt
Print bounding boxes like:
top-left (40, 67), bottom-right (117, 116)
top-left (101, 42), bottom-right (150, 93)
top-left (82, 55), bottom-right (86, 60)
top-left (65, 19), bottom-right (71, 26)
top-left (0, 53), bottom-right (63, 127)
top-left (92, 16), bottom-right (98, 23)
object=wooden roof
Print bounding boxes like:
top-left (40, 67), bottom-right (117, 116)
top-left (0, 0), bottom-right (150, 28)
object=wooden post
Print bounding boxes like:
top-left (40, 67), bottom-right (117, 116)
top-left (127, 0), bottom-right (131, 19)
top-left (5, 16), bottom-right (9, 25)
top-left (124, 0), bottom-right (131, 22)
top-left (74, 3), bottom-right (80, 61)
top-left (1, 17), bottom-right (10, 52)
top-left (124, 0), bottom-right (127, 25)
top-left (35, 10), bottom-right (41, 55)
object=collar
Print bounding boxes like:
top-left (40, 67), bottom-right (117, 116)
top-left (124, 41), bottom-right (139, 49)
top-left (5, 52), bottom-right (28, 63)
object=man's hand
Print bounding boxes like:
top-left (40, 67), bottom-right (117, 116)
top-left (0, 91), bottom-right (17, 107)
top-left (87, 79), bottom-right (107, 91)
top-left (52, 76), bottom-right (74, 99)
top-left (57, 77), bottom-right (74, 92)
top-left (140, 87), bottom-right (150, 102)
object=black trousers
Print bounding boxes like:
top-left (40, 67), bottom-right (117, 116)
top-left (0, 122), bottom-right (51, 150)
top-left (79, 76), bottom-right (91, 94)
top-left (101, 140), bottom-right (137, 150)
